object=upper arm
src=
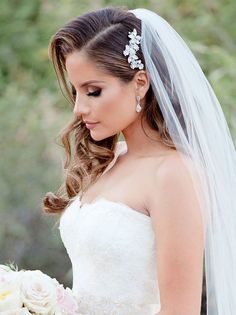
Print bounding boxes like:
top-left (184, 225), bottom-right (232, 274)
top-left (147, 154), bottom-right (205, 315)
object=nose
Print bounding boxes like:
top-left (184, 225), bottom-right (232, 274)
top-left (73, 98), bottom-right (90, 118)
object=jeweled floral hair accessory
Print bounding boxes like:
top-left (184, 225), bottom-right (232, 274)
top-left (123, 28), bottom-right (144, 70)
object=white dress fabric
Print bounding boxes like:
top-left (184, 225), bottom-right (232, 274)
top-left (59, 141), bottom-right (161, 315)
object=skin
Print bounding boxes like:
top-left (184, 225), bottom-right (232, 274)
top-left (65, 50), bottom-right (169, 157)
top-left (65, 50), bottom-right (205, 315)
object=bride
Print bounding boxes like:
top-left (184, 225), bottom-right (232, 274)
top-left (43, 7), bottom-right (236, 315)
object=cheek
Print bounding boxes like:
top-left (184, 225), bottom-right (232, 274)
top-left (101, 87), bottom-right (136, 130)
top-left (95, 88), bottom-right (118, 121)
top-left (102, 85), bottom-right (134, 115)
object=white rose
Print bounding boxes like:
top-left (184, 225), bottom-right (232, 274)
top-left (0, 307), bottom-right (31, 315)
top-left (20, 270), bottom-right (57, 315)
top-left (0, 271), bottom-right (23, 311)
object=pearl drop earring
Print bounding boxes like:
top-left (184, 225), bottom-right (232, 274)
top-left (135, 96), bottom-right (142, 113)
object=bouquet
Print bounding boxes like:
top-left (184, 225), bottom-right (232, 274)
top-left (0, 264), bottom-right (80, 315)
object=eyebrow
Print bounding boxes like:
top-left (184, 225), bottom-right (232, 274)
top-left (70, 80), bottom-right (106, 87)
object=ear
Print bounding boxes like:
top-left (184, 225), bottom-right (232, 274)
top-left (133, 70), bottom-right (150, 100)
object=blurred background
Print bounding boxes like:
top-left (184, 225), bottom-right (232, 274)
top-left (0, 0), bottom-right (235, 313)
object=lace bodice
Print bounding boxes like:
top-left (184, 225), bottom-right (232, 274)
top-left (59, 142), bottom-right (161, 315)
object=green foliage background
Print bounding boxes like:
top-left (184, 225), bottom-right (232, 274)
top-left (0, 0), bottom-right (235, 313)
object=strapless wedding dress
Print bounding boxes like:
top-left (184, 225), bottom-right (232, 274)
top-left (59, 141), bottom-right (161, 315)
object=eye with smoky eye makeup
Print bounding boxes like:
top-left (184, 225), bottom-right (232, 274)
top-left (86, 89), bottom-right (101, 97)
top-left (70, 84), bottom-right (101, 98)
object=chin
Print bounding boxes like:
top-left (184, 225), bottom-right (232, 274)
top-left (90, 130), bottom-right (117, 141)
top-left (90, 132), bottom-right (106, 142)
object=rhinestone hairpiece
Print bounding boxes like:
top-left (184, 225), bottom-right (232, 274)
top-left (123, 28), bottom-right (144, 70)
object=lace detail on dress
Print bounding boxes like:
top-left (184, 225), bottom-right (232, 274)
top-left (76, 290), bottom-right (160, 315)
top-left (59, 141), bottom-right (161, 315)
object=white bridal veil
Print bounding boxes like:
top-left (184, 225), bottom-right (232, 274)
top-left (131, 8), bottom-right (236, 315)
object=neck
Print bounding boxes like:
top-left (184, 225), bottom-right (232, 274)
top-left (121, 116), bottom-right (172, 158)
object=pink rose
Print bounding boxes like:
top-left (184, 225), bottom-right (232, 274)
top-left (55, 285), bottom-right (79, 315)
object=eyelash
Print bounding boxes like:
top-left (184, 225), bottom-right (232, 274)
top-left (87, 89), bottom-right (101, 97)
top-left (71, 87), bottom-right (101, 97)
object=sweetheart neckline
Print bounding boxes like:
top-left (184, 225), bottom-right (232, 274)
top-left (76, 196), bottom-right (151, 221)
top-left (73, 141), bottom-right (151, 221)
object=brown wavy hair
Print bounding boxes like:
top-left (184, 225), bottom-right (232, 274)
top-left (43, 6), bottom-right (177, 214)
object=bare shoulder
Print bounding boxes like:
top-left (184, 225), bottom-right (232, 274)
top-left (146, 150), bottom-right (203, 218)
top-left (151, 149), bottom-right (198, 178)
top-left (144, 149), bottom-right (205, 247)
top-left (145, 151), bottom-right (205, 314)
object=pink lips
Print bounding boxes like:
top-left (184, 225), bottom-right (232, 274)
top-left (85, 122), bottom-right (99, 129)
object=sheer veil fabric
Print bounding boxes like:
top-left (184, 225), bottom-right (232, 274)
top-left (130, 8), bottom-right (236, 315)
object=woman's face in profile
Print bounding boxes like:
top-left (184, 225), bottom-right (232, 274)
top-left (65, 51), bottom-right (139, 141)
